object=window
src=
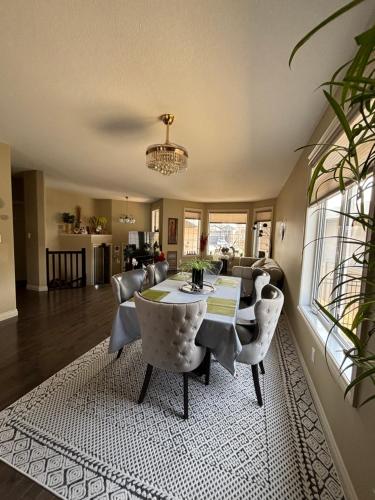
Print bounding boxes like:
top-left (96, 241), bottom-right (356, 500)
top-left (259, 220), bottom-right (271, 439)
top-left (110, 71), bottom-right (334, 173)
top-left (300, 115), bottom-right (373, 387)
top-left (301, 179), bottom-right (372, 379)
top-left (151, 209), bottom-right (159, 232)
top-left (183, 210), bottom-right (201, 255)
top-left (208, 212), bottom-right (247, 255)
top-left (311, 182), bottom-right (372, 337)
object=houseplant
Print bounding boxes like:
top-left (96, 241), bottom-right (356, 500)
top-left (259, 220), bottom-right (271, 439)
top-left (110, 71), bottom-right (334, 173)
top-left (89, 216), bottom-right (108, 234)
top-left (61, 212), bottom-right (75, 233)
top-left (290, 0), bottom-right (375, 404)
top-left (181, 258), bottom-right (213, 289)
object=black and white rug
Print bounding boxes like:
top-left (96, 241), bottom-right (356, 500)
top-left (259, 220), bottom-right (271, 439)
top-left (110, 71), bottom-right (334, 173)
top-left (0, 315), bottom-right (344, 499)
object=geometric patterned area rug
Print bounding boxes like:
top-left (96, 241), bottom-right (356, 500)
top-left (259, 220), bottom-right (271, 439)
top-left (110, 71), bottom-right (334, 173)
top-left (0, 314), bottom-right (344, 499)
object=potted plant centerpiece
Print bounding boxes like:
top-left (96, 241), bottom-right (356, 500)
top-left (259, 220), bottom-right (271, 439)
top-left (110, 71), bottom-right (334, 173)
top-left (181, 258), bottom-right (213, 289)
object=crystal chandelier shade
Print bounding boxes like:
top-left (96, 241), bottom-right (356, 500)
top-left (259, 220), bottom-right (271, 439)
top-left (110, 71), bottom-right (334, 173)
top-left (146, 114), bottom-right (188, 175)
top-left (119, 196), bottom-right (136, 224)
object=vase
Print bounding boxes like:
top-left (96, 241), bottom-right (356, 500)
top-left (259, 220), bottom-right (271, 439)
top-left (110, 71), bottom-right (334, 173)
top-left (192, 268), bottom-right (204, 289)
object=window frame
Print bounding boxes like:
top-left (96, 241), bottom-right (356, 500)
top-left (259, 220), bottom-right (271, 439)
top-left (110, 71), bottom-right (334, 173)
top-left (252, 206), bottom-right (273, 258)
top-left (151, 208), bottom-right (160, 233)
top-left (300, 178), bottom-right (372, 394)
top-left (309, 189), bottom-right (360, 352)
top-left (182, 208), bottom-right (202, 257)
top-left (207, 210), bottom-right (248, 256)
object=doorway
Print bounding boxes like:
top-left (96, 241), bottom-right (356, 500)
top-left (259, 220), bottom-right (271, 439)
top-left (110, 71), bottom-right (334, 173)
top-left (12, 176), bottom-right (27, 288)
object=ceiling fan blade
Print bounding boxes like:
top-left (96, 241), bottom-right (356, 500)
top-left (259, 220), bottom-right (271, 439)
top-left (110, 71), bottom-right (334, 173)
top-left (95, 115), bottom-right (157, 135)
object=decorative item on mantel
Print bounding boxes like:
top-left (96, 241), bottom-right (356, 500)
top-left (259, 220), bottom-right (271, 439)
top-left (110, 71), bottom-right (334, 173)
top-left (146, 114), bottom-right (188, 175)
top-left (89, 216), bottom-right (108, 234)
top-left (119, 196), bottom-right (136, 224)
top-left (73, 206), bottom-right (88, 234)
top-left (61, 212), bottom-right (75, 233)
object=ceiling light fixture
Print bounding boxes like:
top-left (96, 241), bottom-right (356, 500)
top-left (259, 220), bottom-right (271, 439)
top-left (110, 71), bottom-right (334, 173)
top-left (146, 114), bottom-right (188, 175)
top-left (119, 195), bottom-right (136, 224)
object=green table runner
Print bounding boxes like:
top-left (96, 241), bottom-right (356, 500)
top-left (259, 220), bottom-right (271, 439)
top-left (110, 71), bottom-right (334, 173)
top-left (215, 277), bottom-right (239, 287)
top-left (168, 272), bottom-right (191, 281)
top-left (130, 289), bottom-right (170, 302)
top-left (207, 297), bottom-right (237, 317)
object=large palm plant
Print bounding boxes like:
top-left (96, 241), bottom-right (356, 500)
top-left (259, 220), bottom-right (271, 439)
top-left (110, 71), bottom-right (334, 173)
top-left (290, 0), bottom-right (375, 405)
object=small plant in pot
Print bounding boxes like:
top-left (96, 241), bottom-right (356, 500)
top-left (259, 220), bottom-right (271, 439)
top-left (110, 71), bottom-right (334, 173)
top-left (181, 258), bottom-right (213, 289)
top-left (61, 212), bottom-right (75, 233)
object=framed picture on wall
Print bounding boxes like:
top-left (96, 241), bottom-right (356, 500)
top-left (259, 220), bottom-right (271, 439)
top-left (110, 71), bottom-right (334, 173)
top-left (168, 218), bottom-right (178, 244)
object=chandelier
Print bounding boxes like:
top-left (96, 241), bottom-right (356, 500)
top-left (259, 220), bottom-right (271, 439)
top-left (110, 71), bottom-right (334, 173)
top-left (119, 196), bottom-right (136, 224)
top-left (146, 114), bottom-right (188, 175)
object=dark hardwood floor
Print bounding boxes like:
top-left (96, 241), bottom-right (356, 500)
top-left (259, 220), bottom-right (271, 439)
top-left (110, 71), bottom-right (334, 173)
top-left (0, 285), bottom-right (116, 499)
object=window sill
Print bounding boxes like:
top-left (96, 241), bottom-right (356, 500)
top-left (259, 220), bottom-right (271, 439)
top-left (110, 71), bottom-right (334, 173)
top-left (297, 305), bottom-right (353, 388)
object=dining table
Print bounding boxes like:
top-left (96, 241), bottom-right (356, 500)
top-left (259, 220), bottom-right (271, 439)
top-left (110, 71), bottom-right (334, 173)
top-left (109, 272), bottom-right (243, 374)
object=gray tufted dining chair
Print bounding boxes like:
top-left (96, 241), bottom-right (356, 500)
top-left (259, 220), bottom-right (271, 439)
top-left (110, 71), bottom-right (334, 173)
top-left (146, 261), bottom-right (169, 287)
top-left (154, 260), bottom-right (169, 284)
top-left (111, 269), bottom-right (147, 358)
top-left (235, 284), bottom-right (284, 406)
top-left (134, 292), bottom-right (208, 419)
top-left (236, 270), bottom-right (270, 325)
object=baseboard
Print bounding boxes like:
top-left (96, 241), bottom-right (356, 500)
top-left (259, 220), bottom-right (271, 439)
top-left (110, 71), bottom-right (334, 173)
top-left (26, 284), bottom-right (48, 292)
top-left (283, 312), bottom-right (358, 500)
top-left (0, 308), bottom-right (18, 322)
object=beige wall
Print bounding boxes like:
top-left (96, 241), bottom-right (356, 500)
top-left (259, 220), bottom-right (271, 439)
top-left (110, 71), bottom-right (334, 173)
top-left (23, 170), bottom-right (47, 290)
top-left (273, 106), bottom-right (375, 499)
top-left (0, 144), bottom-right (17, 319)
top-left (45, 187), bottom-right (98, 249)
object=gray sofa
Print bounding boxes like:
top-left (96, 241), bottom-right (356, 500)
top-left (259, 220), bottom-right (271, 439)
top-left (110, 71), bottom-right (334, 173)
top-left (232, 257), bottom-right (283, 297)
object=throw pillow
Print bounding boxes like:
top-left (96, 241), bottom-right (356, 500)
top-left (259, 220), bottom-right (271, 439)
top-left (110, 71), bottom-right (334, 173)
top-left (251, 257), bottom-right (266, 269)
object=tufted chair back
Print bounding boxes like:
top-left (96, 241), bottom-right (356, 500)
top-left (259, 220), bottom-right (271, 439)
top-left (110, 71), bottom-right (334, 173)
top-left (111, 269), bottom-right (147, 304)
top-left (134, 292), bottom-right (207, 372)
top-left (154, 260), bottom-right (169, 284)
top-left (237, 284), bottom-right (284, 366)
top-left (146, 264), bottom-right (155, 288)
top-left (250, 270), bottom-right (270, 306)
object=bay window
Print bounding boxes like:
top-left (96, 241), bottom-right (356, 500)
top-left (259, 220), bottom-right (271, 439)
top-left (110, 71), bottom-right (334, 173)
top-left (208, 212), bottom-right (247, 255)
top-left (183, 209), bottom-right (201, 256)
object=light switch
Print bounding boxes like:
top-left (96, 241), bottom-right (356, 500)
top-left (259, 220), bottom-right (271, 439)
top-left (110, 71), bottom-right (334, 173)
top-left (27, 232), bottom-right (31, 239)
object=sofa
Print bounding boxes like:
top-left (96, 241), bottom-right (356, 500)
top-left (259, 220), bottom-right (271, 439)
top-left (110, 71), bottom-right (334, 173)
top-left (232, 257), bottom-right (284, 297)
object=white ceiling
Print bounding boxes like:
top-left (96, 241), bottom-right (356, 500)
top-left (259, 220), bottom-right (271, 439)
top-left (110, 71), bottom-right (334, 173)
top-left (0, 0), bottom-right (373, 203)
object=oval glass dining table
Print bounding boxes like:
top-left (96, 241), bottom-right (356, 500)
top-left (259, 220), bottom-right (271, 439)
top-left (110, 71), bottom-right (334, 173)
top-left (109, 273), bottom-right (243, 374)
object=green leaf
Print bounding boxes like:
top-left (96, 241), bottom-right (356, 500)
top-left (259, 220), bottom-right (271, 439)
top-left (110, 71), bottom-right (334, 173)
top-left (323, 91), bottom-right (353, 142)
top-left (289, 0), bottom-right (367, 67)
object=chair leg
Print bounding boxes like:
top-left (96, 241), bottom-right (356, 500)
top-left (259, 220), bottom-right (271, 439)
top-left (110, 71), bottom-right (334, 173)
top-left (116, 347), bottom-right (123, 359)
top-left (138, 364), bottom-right (153, 404)
top-left (183, 373), bottom-right (189, 419)
top-left (251, 364), bottom-right (263, 406)
top-left (259, 360), bottom-right (265, 375)
top-left (205, 349), bottom-right (211, 386)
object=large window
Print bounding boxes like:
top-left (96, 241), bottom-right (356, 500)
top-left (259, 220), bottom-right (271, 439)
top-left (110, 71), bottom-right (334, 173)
top-left (311, 182), bottom-right (371, 340)
top-left (151, 208), bottom-right (160, 233)
top-left (208, 212), bottom-right (247, 255)
top-left (183, 209), bottom-right (201, 256)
